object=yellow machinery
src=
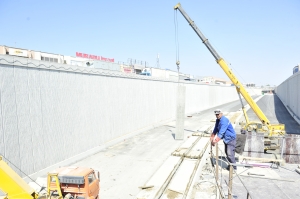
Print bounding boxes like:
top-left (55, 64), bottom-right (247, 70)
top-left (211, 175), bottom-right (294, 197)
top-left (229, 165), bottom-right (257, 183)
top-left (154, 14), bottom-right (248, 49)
top-left (174, 3), bottom-right (285, 139)
top-left (0, 156), bottom-right (41, 199)
top-left (0, 155), bottom-right (64, 199)
top-left (47, 173), bottom-right (63, 199)
top-left (0, 156), bottom-right (100, 199)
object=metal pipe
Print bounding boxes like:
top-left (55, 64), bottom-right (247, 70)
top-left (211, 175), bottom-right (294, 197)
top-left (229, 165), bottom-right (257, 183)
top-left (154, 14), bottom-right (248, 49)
top-left (280, 137), bottom-right (285, 160)
top-left (216, 143), bottom-right (219, 182)
top-left (228, 165), bottom-right (233, 199)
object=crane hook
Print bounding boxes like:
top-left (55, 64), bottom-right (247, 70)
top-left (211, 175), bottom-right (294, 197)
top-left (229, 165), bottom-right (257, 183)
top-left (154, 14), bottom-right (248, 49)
top-left (176, 61), bottom-right (180, 72)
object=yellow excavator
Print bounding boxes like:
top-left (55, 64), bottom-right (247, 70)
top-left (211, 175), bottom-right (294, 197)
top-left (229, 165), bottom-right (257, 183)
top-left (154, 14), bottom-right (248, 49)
top-left (174, 3), bottom-right (285, 149)
top-left (0, 156), bottom-right (100, 199)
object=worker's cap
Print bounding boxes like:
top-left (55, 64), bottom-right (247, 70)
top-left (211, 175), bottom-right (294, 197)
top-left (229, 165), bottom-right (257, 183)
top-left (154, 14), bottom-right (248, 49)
top-left (214, 109), bottom-right (222, 115)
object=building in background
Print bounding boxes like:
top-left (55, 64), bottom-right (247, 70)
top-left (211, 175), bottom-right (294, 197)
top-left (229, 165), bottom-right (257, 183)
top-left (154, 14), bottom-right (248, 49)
top-left (140, 67), bottom-right (179, 80)
top-left (246, 83), bottom-right (256, 87)
top-left (119, 63), bottom-right (133, 74)
top-left (1, 45), bottom-right (253, 84)
top-left (293, 64), bottom-right (299, 74)
top-left (0, 45), bottom-right (64, 63)
top-left (0, 45), bottom-right (120, 72)
top-left (199, 76), bottom-right (232, 85)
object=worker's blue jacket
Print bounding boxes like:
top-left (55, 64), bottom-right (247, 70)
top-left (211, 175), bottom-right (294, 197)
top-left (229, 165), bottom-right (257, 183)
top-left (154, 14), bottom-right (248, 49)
top-left (213, 116), bottom-right (236, 144)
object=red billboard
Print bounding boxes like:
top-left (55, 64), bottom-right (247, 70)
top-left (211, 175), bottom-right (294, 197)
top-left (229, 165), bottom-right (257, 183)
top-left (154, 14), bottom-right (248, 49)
top-left (76, 52), bottom-right (114, 62)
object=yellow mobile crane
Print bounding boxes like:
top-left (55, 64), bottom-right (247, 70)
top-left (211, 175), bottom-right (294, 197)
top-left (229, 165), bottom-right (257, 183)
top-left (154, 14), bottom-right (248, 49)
top-left (174, 3), bottom-right (285, 141)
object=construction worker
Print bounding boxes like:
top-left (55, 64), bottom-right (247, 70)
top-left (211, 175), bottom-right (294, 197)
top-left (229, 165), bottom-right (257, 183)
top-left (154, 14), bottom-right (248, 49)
top-left (210, 109), bottom-right (237, 170)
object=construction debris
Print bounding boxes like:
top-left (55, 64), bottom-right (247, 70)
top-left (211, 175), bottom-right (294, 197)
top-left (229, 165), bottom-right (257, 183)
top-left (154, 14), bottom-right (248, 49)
top-left (139, 185), bottom-right (154, 189)
top-left (247, 172), bottom-right (264, 176)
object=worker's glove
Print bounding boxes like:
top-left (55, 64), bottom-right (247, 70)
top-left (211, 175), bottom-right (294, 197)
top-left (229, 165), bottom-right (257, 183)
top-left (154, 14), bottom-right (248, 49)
top-left (211, 135), bottom-right (221, 146)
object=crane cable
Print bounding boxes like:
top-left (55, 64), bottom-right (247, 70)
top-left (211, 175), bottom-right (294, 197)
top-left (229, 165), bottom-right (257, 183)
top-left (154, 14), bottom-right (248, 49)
top-left (174, 10), bottom-right (180, 74)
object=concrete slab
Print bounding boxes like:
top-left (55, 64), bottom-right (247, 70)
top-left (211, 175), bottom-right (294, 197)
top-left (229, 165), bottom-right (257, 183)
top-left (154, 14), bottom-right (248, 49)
top-left (172, 136), bottom-right (198, 157)
top-left (243, 131), bottom-right (265, 158)
top-left (164, 159), bottom-right (197, 196)
top-left (186, 140), bottom-right (218, 199)
top-left (176, 84), bottom-right (186, 140)
top-left (136, 156), bottom-right (181, 199)
top-left (186, 137), bottom-right (209, 158)
top-left (282, 134), bottom-right (300, 163)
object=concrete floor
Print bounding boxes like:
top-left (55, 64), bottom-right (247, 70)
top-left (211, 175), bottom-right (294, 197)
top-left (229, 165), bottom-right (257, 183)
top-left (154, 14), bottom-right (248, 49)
top-left (48, 94), bottom-right (300, 199)
top-left (218, 94), bottom-right (300, 199)
top-left (68, 97), bottom-right (249, 198)
top-left (214, 140), bottom-right (300, 199)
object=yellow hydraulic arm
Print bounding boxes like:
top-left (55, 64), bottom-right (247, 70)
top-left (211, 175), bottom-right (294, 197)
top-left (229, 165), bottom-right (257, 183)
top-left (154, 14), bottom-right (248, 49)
top-left (174, 3), bottom-right (285, 136)
top-left (0, 156), bottom-right (39, 199)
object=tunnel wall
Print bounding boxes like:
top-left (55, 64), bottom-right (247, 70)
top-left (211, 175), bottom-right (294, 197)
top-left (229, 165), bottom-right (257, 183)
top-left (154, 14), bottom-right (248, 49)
top-left (0, 55), bottom-right (261, 175)
top-left (276, 72), bottom-right (300, 124)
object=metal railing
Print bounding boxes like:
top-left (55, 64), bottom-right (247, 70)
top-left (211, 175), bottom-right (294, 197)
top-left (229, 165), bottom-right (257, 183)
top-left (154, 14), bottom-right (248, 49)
top-left (211, 144), bottom-right (253, 199)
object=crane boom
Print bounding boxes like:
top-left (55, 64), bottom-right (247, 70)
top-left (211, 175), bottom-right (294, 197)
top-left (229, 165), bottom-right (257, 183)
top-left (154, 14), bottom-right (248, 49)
top-left (174, 3), bottom-right (285, 136)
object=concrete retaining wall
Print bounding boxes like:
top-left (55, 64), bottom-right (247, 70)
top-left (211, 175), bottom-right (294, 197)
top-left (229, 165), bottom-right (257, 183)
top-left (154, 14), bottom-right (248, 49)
top-left (275, 72), bottom-right (300, 124)
top-left (0, 55), bottom-right (261, 176)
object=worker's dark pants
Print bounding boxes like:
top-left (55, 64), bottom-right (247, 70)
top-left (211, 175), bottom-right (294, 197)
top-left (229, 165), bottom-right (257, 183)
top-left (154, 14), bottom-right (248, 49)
top-left (225, 139), bottom-right (236, 169)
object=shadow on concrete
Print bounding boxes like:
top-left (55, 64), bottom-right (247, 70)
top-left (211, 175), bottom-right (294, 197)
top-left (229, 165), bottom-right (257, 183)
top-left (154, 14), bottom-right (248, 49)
top-left (171, 133), bottom-right (175, 139)
top-left (165, 125), bottom-right (197, 133)
top-left (273, 94), bottom-right (300, 134)
top-left (211, 156), bottom-right (230, 169)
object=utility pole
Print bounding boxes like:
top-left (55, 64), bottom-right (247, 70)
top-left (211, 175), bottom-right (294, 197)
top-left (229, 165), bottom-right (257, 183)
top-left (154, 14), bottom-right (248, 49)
top-left (156, 53), bottom-right (160, 68)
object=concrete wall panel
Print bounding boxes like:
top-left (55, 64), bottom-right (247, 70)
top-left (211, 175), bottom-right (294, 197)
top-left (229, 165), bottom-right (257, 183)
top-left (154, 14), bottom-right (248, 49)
top-left (276, 72), bottom-right (300, 124)
top-left (0, 55), bottom-right (262, 175)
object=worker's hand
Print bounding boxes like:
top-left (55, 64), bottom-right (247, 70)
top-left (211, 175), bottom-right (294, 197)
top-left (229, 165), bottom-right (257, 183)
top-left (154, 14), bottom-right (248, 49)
top-left (211, 141), bottom-right (216, 147)
top-left (211, 135), bottom-right (221, 146)
top-left (210, 133), bottom-right (215, 142)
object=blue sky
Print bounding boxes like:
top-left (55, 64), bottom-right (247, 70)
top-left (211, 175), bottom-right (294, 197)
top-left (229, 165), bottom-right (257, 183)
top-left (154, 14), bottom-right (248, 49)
top-left (0, 0), bottom-right (299, 86)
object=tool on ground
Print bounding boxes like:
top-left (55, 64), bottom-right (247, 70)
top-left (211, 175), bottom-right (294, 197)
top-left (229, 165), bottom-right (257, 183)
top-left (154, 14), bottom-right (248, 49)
top-left (247, 172), bottom-right (265, 176)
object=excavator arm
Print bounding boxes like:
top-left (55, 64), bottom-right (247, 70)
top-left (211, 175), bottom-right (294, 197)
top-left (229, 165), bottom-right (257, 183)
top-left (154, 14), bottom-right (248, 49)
top-left (174, 3), bottom-right (285, 136)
